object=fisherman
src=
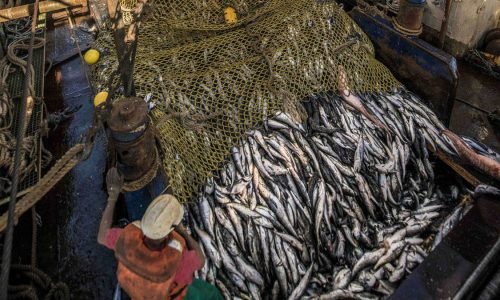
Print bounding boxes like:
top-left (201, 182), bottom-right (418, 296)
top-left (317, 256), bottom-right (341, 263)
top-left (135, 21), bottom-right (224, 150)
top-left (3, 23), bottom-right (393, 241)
top-left (98, 168), bottom-right (222, 299)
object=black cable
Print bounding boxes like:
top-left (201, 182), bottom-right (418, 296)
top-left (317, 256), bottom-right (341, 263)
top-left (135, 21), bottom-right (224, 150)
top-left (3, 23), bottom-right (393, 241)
top-left (454, 97), bottom-right (491, 115)
top-left (0, 0), bottom-right (41, 298)
top-left (124, 39), bottom-right (137, 97)
top-left (109, 0), bottom-right (148, 101)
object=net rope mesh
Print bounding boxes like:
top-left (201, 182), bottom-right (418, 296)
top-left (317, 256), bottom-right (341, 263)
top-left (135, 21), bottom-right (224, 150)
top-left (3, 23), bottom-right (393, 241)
top-left (120, 0), bottom-right (137, 25)
top-left (92, 0), bottom-right (400, 202)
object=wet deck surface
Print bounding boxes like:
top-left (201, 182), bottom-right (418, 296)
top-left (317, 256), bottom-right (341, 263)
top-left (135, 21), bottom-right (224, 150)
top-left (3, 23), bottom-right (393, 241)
top-left (37, 60), bottom-right (114, 298)
top-left (12, 25), bottom-right (115, 298)
top-left (450, 61), bottom-right (500, 153)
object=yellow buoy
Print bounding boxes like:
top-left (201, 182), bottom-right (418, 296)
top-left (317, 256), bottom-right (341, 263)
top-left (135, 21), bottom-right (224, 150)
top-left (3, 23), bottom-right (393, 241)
top-left (224, 7), bottom-right (237, 25)
top-left (84, 49), bottom-right (100, 65)
top-left (93, 91), bottom-right (108, 107)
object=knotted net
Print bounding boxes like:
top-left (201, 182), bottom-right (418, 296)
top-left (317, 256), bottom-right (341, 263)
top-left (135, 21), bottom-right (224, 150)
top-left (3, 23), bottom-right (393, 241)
top-left (91, 0), bottom-right (400, 201)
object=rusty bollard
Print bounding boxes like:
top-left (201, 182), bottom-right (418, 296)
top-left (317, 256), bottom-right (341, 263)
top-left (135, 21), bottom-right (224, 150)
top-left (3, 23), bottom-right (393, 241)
top-left (108, 97), bottom-right (159, 192)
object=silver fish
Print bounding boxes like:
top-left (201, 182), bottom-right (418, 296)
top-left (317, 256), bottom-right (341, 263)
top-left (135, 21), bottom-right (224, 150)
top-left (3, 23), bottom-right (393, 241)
top-left (317, 289), bottom-right (355, 300)
top-left (214, 207), bottom-right (238, 241)
top-left (271, 236), bottom-right (288, 296)
top-left (353, 133), bottom-right (365, 172)
top-left (234, 255), bottom-right (265, 286)
top-left (275, 231), bottom-right (304, 252)
top-left (314, 179), bottom-right (326, 245)
top-left (283, 240), bottom-right (300, 284)
top-left (288, 263), bottom-right (314, 300)
top-left (226, 206), bottom-right (246, 249)
top-left (248, 283), bottom-right (262, 300)
top-left (231, 147), bottom-right (246, 176)
top-left (348, 281), bottom-right (364, 293)
top-left (215, 279), bottom-right (232, 299)
top-left (374, 240), bottom-right (406, 270)
top-left (352, 248), bottom-right (386, 276)
top-left (216, 227), bottom-right (243, 278)
top-left (226, 202), bottom-right (261, 218)
top-left (333, 267), bottom-right (352, 289)
top-left (193, 224), bottom-right (222, 268)
top-left (256, 227), bottom-right (271, 275)
top-left (185, 90), bottom-right (473, 299)
top-left (199, 196), bottom-right (215, 237)
top-left (389, 250), bottom-right (407, 283)
top-left (274, 112), bottom-right (306, 133)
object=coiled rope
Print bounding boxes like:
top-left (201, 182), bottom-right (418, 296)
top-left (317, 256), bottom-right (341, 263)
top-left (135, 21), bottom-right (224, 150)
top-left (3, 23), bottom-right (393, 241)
top-left (0, 28), bottom-right (51, 202)
top-left (0, 0), bottom-right (42, 297)
top-left (7, 264), bottom-right (69, 300)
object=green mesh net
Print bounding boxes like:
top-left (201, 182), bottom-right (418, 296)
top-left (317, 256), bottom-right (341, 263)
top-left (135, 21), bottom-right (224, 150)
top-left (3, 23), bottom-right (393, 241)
top-left (91, 0), bottom-right (401, 202)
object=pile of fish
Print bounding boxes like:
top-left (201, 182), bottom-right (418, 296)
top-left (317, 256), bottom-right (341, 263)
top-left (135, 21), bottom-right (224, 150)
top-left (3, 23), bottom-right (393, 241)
top-left (431, 198), bottom-right (473, 251)
top-left (186, 90), bottom-right (481, 299)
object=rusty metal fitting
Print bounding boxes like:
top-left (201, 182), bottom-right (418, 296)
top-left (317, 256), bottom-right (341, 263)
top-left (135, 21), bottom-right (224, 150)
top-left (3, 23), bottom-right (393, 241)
top-left (108, 97), bottom-right (158, 189)
top-left (393, 0), bottom-right (425, 36)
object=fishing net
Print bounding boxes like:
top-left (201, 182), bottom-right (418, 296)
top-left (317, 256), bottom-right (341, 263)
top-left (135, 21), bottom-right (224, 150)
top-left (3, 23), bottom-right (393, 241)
top-left (91, 0), bottom-right (400, 202)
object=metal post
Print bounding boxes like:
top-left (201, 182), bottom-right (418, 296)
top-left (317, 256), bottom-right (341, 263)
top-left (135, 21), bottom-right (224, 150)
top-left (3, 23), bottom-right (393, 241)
top-left (112, 15), bottom-right (134, 96)
top-left (438, 0), bottom-right (453, 49)
top-left (111, 0), bottom-right (142, 98)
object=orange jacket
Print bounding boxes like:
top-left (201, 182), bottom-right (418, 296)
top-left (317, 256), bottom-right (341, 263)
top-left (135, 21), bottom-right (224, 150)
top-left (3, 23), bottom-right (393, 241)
top-left (114, 224), bottom-right (190, 300)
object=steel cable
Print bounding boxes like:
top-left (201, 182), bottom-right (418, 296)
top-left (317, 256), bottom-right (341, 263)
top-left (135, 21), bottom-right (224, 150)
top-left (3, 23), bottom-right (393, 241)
top-left (0, 0), bottom-right (41, 297)
top-left (0, 26), bottom-right (48, 205)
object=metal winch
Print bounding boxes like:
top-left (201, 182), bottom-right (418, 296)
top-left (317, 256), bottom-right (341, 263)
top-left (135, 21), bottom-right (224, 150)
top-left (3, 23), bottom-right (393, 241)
top-left (108, 97), bottom-right (159, 191)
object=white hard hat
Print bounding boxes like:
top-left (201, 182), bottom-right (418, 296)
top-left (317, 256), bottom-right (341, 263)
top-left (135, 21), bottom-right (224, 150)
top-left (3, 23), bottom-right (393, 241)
top-left (140, 194), bottom-right (184, 240)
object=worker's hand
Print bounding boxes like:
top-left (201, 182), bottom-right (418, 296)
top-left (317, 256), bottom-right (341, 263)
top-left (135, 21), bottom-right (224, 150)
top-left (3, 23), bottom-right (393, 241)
top-left (174, 223), bottom-right (188, 237)
top-left (175, 223), bottom-right (185, 232)
top-left (106, 167), bottom-right (123, 202)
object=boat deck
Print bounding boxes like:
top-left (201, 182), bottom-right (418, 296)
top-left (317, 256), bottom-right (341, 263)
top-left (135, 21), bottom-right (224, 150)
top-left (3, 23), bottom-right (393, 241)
top-left (9, 12), bottom-right (500, 299)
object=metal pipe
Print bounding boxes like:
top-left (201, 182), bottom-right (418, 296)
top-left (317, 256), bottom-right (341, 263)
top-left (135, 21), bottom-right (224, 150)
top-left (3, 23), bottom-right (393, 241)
top-left (453, 237), bottom-right (500, 300)
top-left (0, 0), bottom-right (86, 23)
top-left (0, 0), bottom-right (40, 297)
top-left (439, 0), bottom-right (453, 49)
